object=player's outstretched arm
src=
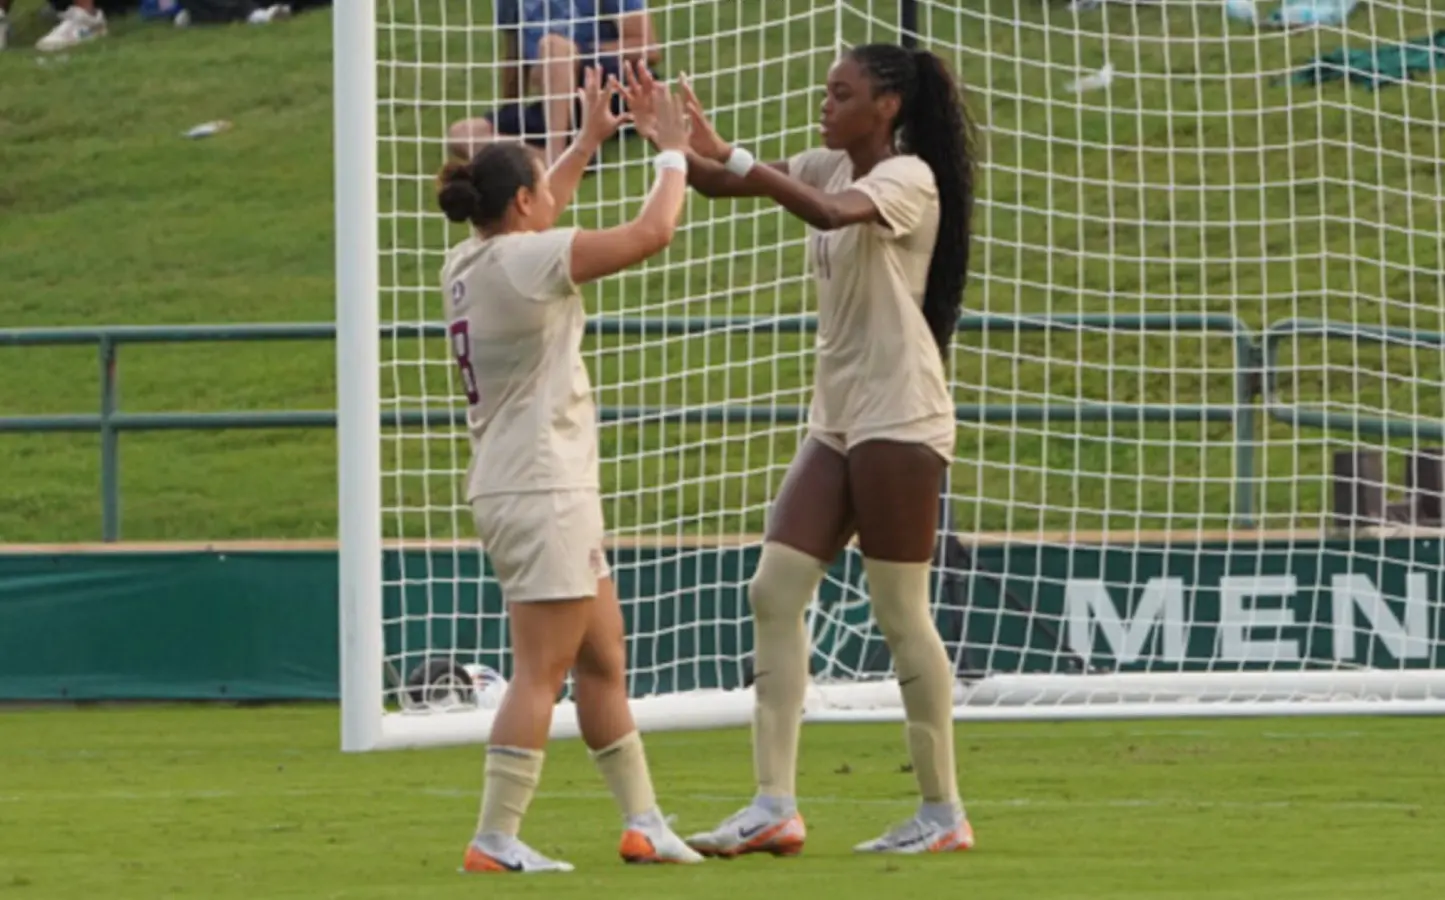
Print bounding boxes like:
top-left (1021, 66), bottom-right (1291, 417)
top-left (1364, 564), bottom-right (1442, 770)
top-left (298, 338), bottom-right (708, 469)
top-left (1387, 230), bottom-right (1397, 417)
top-left (678, 76), bottom-right (884, 229)
top-left (621, 63), bottom-right (787, 199)
top-left (542, 67), bottom-right (629, 225)
top-left (568, 84), bottom-right (690, 285)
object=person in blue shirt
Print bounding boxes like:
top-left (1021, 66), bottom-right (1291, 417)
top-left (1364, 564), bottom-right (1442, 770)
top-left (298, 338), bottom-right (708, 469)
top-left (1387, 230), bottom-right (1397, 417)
top-left (448, 0), bottom-right (661, 164)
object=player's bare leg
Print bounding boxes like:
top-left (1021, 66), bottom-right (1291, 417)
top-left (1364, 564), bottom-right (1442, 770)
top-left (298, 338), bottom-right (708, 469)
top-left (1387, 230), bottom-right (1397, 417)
top-left (535, 33), bottom-right (581, 165)
top-left (847, 439), bottom-right (973, 854)
top-left (574, 577), bottom-right (702, 865)
top-left (686, 437), bottom-right (854, 858)
top-left (463, 596), bottom-right (592, 874)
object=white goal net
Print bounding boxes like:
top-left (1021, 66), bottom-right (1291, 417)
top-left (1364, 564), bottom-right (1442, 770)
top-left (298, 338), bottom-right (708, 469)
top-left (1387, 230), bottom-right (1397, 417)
top-left (335, 0), bottom-right (1445, 751)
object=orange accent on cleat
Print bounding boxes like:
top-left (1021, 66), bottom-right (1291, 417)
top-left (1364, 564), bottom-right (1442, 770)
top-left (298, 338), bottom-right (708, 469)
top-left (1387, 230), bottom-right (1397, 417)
top-left (708, 815), bottom-right (806, 859)
top-left (619, 829), bottom-right (658, 864)
top-left (462, 845), bottom-right (515, 873)
top-left (927, 820), bottom-right (976, 852)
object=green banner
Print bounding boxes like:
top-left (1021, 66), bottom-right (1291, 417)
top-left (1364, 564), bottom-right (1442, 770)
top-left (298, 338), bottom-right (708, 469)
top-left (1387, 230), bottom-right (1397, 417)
top-left (0, 537), bottom-right (1440, 700)
top-left (964, 537), bottom-right (1445, 674)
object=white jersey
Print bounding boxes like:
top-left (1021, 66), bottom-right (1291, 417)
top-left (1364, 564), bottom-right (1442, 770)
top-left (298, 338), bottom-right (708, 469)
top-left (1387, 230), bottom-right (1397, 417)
top-left (787, 149), bottom-right (953, 437)
top-left (441, 227), bottom-right (599, 500)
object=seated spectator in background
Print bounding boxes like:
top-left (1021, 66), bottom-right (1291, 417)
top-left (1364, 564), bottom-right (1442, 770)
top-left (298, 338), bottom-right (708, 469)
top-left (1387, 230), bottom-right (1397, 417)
top-left (447, 0), bottom-right (662, 163)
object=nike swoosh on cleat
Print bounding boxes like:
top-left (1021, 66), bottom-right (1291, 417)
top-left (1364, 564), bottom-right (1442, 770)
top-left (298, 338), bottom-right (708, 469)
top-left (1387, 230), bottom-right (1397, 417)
top-left (737, 822), bottom-right (772, 840)
top-left (462, 857), bottom-right (525, 873)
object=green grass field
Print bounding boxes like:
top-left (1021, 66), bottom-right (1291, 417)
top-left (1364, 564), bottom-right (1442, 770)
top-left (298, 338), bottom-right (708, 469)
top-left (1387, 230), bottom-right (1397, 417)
top-left (3, 0), bottom-right (1445, 544)
top-left (4, 706), bottom-right (1445, 899)
top-left (5, 9), bottom-right (1445, 897)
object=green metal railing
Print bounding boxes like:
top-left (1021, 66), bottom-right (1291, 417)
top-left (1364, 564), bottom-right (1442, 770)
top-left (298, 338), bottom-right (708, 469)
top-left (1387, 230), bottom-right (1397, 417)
top-left (1263, 319), bottom-right (1445, 442)
top-left (9, 313), bottom-right (1433, 542)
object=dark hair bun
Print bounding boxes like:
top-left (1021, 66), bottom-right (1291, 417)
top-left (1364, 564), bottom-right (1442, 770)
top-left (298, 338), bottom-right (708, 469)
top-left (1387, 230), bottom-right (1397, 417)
top-left (436, 162), bottom-right (480, 224)
top-left (434, 143), bottom-right (538, 228)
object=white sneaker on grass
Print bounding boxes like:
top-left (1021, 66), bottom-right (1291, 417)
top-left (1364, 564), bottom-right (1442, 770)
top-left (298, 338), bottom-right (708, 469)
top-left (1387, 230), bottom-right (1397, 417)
top-left (853, 811), bottom-right (975, 854)
top-left (460, 833), bottom-right (574, 874)
top-left (36, 6), bottom-right (107, 52)
top-left (618, 810), bottom-right (705, 864)
top-left (685, 802), bottom-right (806, 858)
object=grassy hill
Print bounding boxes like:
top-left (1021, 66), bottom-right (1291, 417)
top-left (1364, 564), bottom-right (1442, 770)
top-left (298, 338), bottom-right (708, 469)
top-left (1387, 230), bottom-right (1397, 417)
top-left (1, 0), bottom-right (1443, 543)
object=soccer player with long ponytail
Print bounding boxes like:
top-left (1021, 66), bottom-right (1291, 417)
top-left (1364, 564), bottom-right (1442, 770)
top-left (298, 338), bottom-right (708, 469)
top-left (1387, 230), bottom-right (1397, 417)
top-left (623, 45), bottom-right (977, 856)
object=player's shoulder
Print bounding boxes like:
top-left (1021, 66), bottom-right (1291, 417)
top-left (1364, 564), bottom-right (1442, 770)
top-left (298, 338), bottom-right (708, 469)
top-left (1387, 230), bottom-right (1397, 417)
top-left (793, 147), bottom-right (848, 171)
top-left (441, 235), bottom-right (486, 282)
top-left (499, 226), bottom-right (578, 260)
top-left (875, 153), bottom-right (935, 188)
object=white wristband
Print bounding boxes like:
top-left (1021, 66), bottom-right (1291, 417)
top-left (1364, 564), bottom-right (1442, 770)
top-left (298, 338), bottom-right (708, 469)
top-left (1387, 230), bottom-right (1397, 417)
top-left (724, 146), bottom-right (756, 178)
top-left (653, 150), bottom-right (688, 174)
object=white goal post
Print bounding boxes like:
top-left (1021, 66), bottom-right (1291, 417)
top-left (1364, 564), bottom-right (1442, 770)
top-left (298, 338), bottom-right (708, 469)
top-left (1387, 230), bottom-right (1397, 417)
top-left (335, 0), bottom-right (1445, 752)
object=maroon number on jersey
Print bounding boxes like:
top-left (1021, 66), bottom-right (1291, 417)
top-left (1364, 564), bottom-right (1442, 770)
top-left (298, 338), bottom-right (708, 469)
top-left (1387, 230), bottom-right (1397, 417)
top-left (448, 320), bottom-right (480, 404)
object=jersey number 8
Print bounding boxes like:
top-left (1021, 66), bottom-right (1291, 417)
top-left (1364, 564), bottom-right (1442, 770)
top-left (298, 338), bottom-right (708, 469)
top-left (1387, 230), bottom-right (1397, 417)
top-left (448, 320), bottom-right (480, 404)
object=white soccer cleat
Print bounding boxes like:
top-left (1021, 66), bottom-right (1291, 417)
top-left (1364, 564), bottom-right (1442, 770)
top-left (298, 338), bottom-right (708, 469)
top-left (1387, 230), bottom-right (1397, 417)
top-left (619, 816), bottom-right (706, 865)
top-left (853, 813), bottom-right (975, 854)
top-left (685, 804), bottom-right (806, 858)
top-left (35, 6), bottom-right (106, 52)
top-left (461, 834), bottom-right (574, 873)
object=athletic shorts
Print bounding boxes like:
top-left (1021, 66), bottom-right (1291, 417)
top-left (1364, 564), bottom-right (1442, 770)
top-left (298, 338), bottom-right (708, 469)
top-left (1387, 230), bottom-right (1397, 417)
top-left (808, 414), bottom-right (957, 464)
top-left (471, 490), bottom-right (610, 603)
top-left (486, 55), bottom-right (628, 146)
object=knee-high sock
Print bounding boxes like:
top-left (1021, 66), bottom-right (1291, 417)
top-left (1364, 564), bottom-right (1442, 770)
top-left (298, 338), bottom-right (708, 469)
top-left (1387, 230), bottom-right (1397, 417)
top-left (477, 746), bottom-right (545, 838)
top-left (864, 558), bottom-right (960, 807)
top-left (749, 541), bottom-right (827, 803)
top-left (590, 730), bottom-right (659, 823)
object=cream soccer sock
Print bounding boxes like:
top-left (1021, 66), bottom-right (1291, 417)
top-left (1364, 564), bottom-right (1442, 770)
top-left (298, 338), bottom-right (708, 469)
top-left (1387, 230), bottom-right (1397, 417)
top-left (749, 541), bottom-right (827, 809)
top-left (863, 557), bottom-right (961, 810)
top-left (590, 730), bottom-right (661, 826)
top-left (476, 745), bottom-right (545, 839)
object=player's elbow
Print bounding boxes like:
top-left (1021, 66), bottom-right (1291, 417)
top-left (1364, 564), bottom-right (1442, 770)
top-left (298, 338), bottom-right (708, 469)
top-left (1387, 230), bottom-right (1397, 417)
top-left (807, 203), bottom-right (845, 231)
top-left (632, 219), bottom-right (676, 257)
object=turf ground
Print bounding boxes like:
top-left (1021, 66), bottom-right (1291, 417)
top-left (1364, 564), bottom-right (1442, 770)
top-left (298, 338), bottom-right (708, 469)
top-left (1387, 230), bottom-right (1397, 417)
top-left (5, 8), bottom-right (1445, 897)
top-left (3, 2), bottom-right (1445, 543)
top-left (4, 706), bottom-right (1445, 899)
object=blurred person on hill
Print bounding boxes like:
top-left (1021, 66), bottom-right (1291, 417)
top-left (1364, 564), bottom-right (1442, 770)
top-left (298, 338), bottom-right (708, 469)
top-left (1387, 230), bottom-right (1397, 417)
top-left (447, 0), bottom-right (662, 165)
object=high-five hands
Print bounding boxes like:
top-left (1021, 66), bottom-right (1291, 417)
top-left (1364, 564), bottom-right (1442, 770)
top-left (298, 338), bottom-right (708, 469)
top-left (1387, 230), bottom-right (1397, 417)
top-left (620, 61), bottom-right (661, 143)
top-left (576, 65), bottom-right (631, 146)
top-left (622, 62), bottom-right (698, 156)
top-left (677, 73), bottom-right (732, 163)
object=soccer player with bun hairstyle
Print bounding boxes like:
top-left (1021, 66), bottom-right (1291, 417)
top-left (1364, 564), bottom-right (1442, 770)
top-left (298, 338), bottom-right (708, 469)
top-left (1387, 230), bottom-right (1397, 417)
top-left (439, 68), bottom-right (704, 874)
top-left (623, 46), bottom-right (977, 857)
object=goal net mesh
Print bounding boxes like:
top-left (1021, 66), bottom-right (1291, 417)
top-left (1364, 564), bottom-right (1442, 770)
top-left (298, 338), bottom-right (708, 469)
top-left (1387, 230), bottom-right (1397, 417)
top-left (367, 0), bottom-right (1445, 735)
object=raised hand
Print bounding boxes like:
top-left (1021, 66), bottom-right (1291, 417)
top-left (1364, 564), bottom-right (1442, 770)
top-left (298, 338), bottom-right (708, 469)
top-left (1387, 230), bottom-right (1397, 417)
top-left (650, 82), bottom-right (690, 153)
top-left (621, 61), bottom-right (660, 144)
top-left (576, 65), bottom-right (630, 147)
top-left (678, 74), bottom-right (731, 162)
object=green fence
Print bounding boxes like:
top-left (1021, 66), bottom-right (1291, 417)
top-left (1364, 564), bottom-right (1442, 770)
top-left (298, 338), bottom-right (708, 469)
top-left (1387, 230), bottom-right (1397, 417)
top-left (1, 315), bottom-right (1434, 540)
top-left (1263, 319), bottom-right (1445, 442)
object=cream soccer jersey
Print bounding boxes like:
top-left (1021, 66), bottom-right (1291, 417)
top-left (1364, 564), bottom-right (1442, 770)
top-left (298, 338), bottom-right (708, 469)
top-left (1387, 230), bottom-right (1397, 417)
top-left (441, 227), bottom-right (599, 501)
top-left (787, 149), bottom-right (954, 440)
